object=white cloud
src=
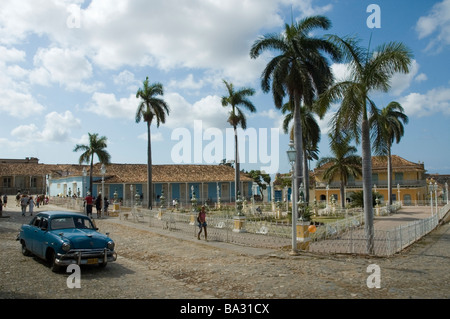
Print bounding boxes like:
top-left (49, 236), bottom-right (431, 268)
top-left (113, 70), bottom-right (139, 91)
top-left (11, 124), bottom-right (40, 141)
top-left (87, 90), bottom-right (230, 131)
top-left (10, 111), bottom-right (81, 144)
top-left (0, 0), bottom-right (328, 86)
top-left (41, 111), bottom-right (81, 142)
top-left (389, 60), bottom-right (420, 96)
top-left (0, 46), bottom-right (46, 117)
top-left (0, 46), bottom-right (26, 62)
top-left (331, 63), bottom-right (352, 82)
top-left (415, 73), bottom-right (428, 83)
top-left (30, 47), bottom-right (102, 92)
top-left (0, 89), bottom-right (46, 117)
top-left (87, 92), bottom-right (137, 120)
top-left (400, 87), bottom-right (450, 117)
top-left (0, 0), bottom-right (334, 89)
top-left (169, 74), bottom-right (204, 91)
top-left (164, 93), bottom-right (229, 130)
top-left (287, 0), bottom-right (333, 19)
top-left (416, 0), bottom-right (450, 53)
top-left (258, 109), bottom-right (285, 132)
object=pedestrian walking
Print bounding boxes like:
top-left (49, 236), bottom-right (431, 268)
top-left (85, 192), bottom-right (93, 218)
top-left (103, 196), bottom-right (109, 216)
top-left (20, 194), bottom-right (28, 216)
top-left (95, 194), bottom-right (102, 218)
top-left (2, 194), bottom-right (7, 208)
top-left (28, 196), bottom-right (35, 216)
top-left (197, 205), bottom-right (208, 241)
top-left (16, 192), bottom-right (21, 207)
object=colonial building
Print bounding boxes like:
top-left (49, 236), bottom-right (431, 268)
top-left (0, 158), bottom-right (76, 195)
top-left (313, 155), bottom-right (428, 205)
top-left (48, 163), bottom-right (254, 207)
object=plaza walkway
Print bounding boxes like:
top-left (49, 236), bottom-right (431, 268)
top-left (373, 206), bottom-right (437, 230)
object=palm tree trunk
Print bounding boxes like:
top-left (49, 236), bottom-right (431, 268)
top-left (89, 153), bottom-right (94, 194)
top-left (387, 146), bottom-right (392, 206)
top-left (302, 148), bottom-right (309, 204)
top-left (361, 116), bottom-right (374, 254)
top-left (147, 122), bottom-right (153, 209)
top-left (234, 126), bottom-right (240, 205)
top-left (340, 180), bottom-right (345, 209)
top-left (293, 95), bottom-right (304, 193)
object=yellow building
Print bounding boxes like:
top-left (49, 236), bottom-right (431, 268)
top-left (313, 155), bottom-right (427, 206)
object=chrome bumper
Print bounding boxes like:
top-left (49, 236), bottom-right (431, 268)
top-left (55, 248), bottom-right (117, 266)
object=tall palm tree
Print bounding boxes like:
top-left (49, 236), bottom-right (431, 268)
top-left (281, 101), bottom-right (321, 204)
top-left (221, 79), bottom-right (256, 205)
top-left (371, 101), bottom-right (409, 206)
top-left (136, 76), bottom-right (170, 209)
top-left (250, 15), bottom-right (341, 201)
top-left (74, 133), bottom-right (111, 194)
top-left (316, 35), bottom-right (412, 253)
top-left (316, 133), bottom-right (362, 208)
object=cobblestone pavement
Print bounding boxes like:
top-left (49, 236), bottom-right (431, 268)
top-left (0, 202), bottom-right (449, 300)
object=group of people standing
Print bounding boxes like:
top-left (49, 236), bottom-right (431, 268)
top-left (0, 192), bottom-right (51, 217)
top-left (14, 193), bottom-right (42, 216)
top-left (84, 192), bottom-right (109, 219)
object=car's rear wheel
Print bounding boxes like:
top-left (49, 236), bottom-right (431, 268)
top-left (21, 241), bottom-right (32, 256)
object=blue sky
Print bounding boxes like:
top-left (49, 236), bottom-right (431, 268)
top-left (1, 0), bottom-right (449, 178)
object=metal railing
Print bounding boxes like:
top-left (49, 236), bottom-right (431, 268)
top-left (309, 203), bottom-right (450, 256)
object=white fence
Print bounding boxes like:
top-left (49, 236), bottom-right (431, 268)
top-left (309, 203), bottom-right (450, 256)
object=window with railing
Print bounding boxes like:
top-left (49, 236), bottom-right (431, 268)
top-left (395, 172), bottom-right (404, 183)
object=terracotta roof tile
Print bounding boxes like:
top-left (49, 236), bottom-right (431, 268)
top-left (97, 164), bottom-right (252, 184)
top-left (315, 155), bottom-right (424, 173)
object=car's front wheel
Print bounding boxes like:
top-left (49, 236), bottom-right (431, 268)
top-left (21, 240), bottom-right (32, 257)
top-left (47, 250), bottom-right (61, 272)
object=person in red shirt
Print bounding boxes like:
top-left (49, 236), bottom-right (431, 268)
top-left (197, 205), bottom-right (207, 241)
top-left (85, 192), bottom-right (93, 218)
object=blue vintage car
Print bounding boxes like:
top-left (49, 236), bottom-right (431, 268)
top-left (17, 211), bottom-right (117, 272)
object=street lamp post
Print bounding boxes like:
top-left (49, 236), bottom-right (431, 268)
top-left (286, 140), bottom-right (298, 256)
top-left (434, 182), bottom-right (438, 216)
top-left (101, 164), bottom-right (106, 214)
top-left (130, 184), bottom-right (134, 208)
top-left (446, 182), bottom-right (449, 205)
top-left (82, 167), bottom-right (87, 215)
top-left (82, 167), bottom-right (87, 198)
top-left (429, 182), bottom-right (433, 216)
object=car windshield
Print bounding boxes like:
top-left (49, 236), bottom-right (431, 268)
top-left (51, 217), bottom-right (95, 230)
